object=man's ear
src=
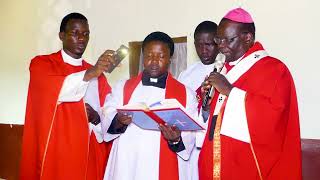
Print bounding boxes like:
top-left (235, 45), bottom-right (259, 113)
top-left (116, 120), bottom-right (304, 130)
top-left (59, 32), bottom-right (64, 41)
top-left (244, 32), bottom-right (254, 45)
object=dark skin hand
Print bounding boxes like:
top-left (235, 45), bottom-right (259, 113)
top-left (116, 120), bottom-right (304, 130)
top-left (83, 50), bottom-right (117, 81)
top-left (115, 112), bottom-right (181, 142)
top-left (114, 112), bottom-right (133, 129)
top-left (201, 71), bottom-right (234, 109)
top-left (158, 124), bottom-right (181, 142)
top-left (85, 103), bottom-right (100, 125)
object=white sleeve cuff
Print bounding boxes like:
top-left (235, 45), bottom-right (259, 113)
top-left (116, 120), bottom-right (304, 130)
top-left (89, 123), bottom-right (104, 143)
top-left (101, 108), bottom-right (121, 142)
top-left (220, 87), bottom-right (251, 143)
top-left (58, 70), bottom-right (89, 102)
top-left (177, 131), bottom-right (195, 160)
top-left (196, 109), bottom-right (208, 148)
top-left (195, 129), bottom-right (207, 148)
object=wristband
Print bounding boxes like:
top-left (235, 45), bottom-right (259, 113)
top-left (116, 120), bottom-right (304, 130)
top-left (168, 137), bottom-right (181, 145)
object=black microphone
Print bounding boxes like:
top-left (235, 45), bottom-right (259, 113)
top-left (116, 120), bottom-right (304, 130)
top-left (202, 58), bottom-right (225, 109)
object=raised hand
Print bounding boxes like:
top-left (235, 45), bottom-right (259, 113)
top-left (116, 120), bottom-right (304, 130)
top-left (83, 50), bottom-right (116, 81)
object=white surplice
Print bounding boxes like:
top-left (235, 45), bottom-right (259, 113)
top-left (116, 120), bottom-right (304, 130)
top-left (101, 80), bottom-right (201, 180)
top-left (177, 60), bottom-right (217, 180)
top-left (178, 61), bottom-right (214, 92)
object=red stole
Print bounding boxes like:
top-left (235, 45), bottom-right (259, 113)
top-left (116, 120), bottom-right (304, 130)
top-left (20, 51), bottom-right (111, 180)
top-left (123, 73), bottom-right (186, 180)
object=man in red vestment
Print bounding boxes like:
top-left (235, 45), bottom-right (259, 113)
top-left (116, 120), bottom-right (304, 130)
top-left (198, 8), bottom-right (302, 179)
top-left (20, 13), bottom-right (115, 179)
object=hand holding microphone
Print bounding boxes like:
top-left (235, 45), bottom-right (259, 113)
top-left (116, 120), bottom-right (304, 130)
top-left (201, 58), bottom-right (227, 109)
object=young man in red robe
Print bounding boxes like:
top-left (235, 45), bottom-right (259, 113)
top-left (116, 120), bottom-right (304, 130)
top-left (20, 13), bottom-right (115, 179)
top-left (198, 8), bottom-right (302, 180)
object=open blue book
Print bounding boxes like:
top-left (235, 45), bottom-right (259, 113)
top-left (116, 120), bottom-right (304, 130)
top-left (117, 99), bottom-right (204, 131)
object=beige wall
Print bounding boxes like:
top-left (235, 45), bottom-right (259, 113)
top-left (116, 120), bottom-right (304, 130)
top-left (0, 0), bottom-right (319, 139)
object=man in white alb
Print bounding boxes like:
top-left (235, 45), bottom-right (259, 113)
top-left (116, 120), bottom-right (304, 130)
top-left (177, 21), bottom-right (220, 180)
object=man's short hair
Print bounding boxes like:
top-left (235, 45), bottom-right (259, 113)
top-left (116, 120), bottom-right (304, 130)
top-left (194, 21), bottom-right (218, 38)
top-left (60, 12), bottom-right (87, 32)
top-left (142, 31), bottom-right (174, 57)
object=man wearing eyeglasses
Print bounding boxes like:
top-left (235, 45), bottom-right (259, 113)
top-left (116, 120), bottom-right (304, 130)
top-left (198, 8), bottom-right (302, 180)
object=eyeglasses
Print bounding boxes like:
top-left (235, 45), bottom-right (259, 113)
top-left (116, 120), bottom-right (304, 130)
top-left (214, 32), bottom-right (249, 45)
top-left (214, 35), bottom-right (239, 45)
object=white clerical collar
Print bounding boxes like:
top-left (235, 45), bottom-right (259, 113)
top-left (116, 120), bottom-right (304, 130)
top-left (61, 49), bottom-right (83, 66)
top-left (150, 78), bottom-right (158, 83)
top-left (229, 55), bottom-right (244, 66)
